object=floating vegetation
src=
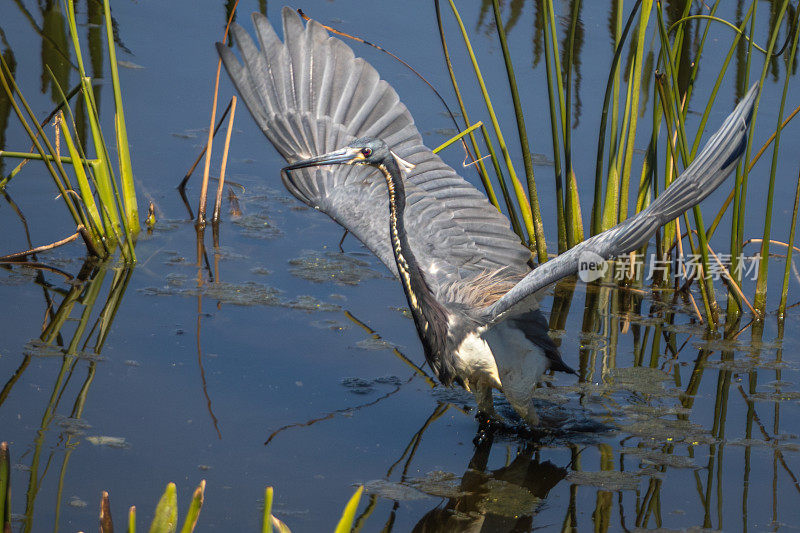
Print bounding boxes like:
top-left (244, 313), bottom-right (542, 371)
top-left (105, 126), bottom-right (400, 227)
top-left (289, 250), bottom-right (383, 286)
top-left (354, 337), bottom-right (397, 351)
top-left (703, 356), bottom-right (788, 373)
top-left (363, 479), bottom-right (429, 501)
top-left (67, 496), bottom-right (87, 508)
top-left (341, 376), bottom-right (402, 394)
top-left (407, 471), bottom-right (465, 499)
top-left (85, 436), bottom-right (130, 448)
top-left (309, 318), bottom-right (350, 331)
top-left (140, 280), bottom-right (339, 312)
top-left (233, 210), bottom-right (283, 239)
top-left (605, 367), bottom-right (677, 397)
top-left (55, 415), bottom-right (91, 436)
top-left (620, 417), bottom-right (714, 446)
top-left (478, 478), bottom-right (542, 517)
top-left (727, 438), bottom-right (800, 452)
top-left (749, 390), bottom-right (800, 403)
top-left (250, 266), bottom-right (272, 276)
top-left (621, 447), bottom-right (696, 469)
top-left (0, 266), bottom-right (37, 286)
top-left (566, 470), bottom-right (642, 492)
top-left (621, 404), bottom-right (691, 418)
top-left (390, 306), bottom-right (412, 319)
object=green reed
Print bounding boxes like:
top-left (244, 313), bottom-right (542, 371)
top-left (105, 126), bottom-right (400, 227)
top-left (444, 0), bottom-right (546, 261)
top-left (753, 0), bottom-right (795, 313)
top-left (437, 0), bottom-right (799, 328)
top-left (48, 477), bottom-right (362, 533)
top-left (0, 0), bottom-right (138, 261)
top-left (491, 0), bottom-right (548, 252)
top-left (0, 442), bottom-right (8, 532)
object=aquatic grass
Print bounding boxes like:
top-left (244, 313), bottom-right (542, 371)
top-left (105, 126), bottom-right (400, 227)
top-left (654, 73), bottom-right (716, 326)
top-left (591, 0), bottom-right (642, 236)
top-left (601, 1), bottom-right (654, 234)
top-left (728, 0), bottom-right (761, 322)
top-left (650, 3), bottom-right (723, 325)
top-left (212, 95), bottom-right (237, 223)
top-left (149, 482), bottom-right (179, 532)
top-left (0, 442), bottom-right (8, 532)
top-left (431, 121), bottom-right (482, 153)
top-left (562, 0), bottom-right (585, 247)
top-left (0, 55), bottom-right (84, 227)
top-left (433, 2), bottom-right (501, 214)
top-left (65, 0), bottom-right (135, 251)
top-left (101, 491), bottom-right (113, 533)
top-left (616, 0), bottom-right (652, 228)
top-left (754, 0), bottom-right (796, 313)
top-left (262, 487), bottom-right (274, 533)
top-left (779, 167), bottom-right (800, 319)
top-left (439, 2), bottom-right (800, 327)
top-left (14, 477), bottom-right (364, 533)
top-left (490, 0), bottom-right (551, 251)
top-left (101, 0), bottom-right (137, 232)
top-left (334, 486), bottom-right (364, 533)
top-left (539, 0), bottom-right (568, 251)
top-left (434, 0), bottom-right (521, 239)
top-left (0, 0), bottom-right (139, 261)
top-left (477, 124), bottom-right (526, 240)
top-left (196, 0), bottom-right (240, 224)
top-left (445, 0), bottom-right (546, 261)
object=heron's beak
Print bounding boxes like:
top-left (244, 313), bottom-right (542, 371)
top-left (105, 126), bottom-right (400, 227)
top-left (282, 147), bottom-right (363, 172)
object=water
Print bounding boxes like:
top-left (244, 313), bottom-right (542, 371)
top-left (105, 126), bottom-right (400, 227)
top-left (2, 1), bottom-right (800, 531)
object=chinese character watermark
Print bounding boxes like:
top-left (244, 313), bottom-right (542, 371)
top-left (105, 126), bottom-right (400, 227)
top-left (577, 253), bottom-right (760, 282)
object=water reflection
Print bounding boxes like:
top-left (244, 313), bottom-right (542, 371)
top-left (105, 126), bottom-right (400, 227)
top-left (2, 0), bottom-right (800, 531)
top-left (322, 256), bottom-right (799, 530)
top-left (0, 257), bottom-right (133, 532)
top-left (411, 434), bottom-right (567, 532)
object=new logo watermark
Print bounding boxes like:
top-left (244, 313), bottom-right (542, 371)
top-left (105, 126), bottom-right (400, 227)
top-left (576, 252), bottom-right (761, 283)
top-left (578, 251), bottom-right (608, 282)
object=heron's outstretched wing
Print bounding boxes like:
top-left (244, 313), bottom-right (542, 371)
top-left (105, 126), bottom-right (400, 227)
top-left (216, 8), bottom-right (531, 296)
top-left (485, 84), bottom-right (759, 321)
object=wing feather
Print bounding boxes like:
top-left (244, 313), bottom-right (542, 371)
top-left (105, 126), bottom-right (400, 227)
top-left (485, 84), bottom-right (759, 320)
top-left (217, 8), bottom-right (531, 299)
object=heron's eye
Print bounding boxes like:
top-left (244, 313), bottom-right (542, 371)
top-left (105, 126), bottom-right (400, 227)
top-left (361, 148), bottom-right (372, 157)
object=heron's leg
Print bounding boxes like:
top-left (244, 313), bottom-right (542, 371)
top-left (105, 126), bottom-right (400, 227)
top-left (338, 229), bottom-right (349, 252)
top-left (522, 403), bottom-right (540, 427)
top-left (506, 396), bottom-right (541, 427)
top-left (473, 384), bottom-right (497, 422)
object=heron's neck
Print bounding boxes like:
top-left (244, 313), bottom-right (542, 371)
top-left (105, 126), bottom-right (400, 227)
top-left (379, 159), bottom-right (455, 383)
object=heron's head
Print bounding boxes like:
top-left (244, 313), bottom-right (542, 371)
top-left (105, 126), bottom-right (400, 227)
top-left (282, 137), bottom-right (415, 176)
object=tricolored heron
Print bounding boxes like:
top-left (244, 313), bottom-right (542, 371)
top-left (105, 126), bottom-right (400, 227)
top-left (218, 9), bottom-right (757, 426)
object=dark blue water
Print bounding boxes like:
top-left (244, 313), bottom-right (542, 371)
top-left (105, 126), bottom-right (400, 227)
top-left (2, 1), bottom-right (800, 531)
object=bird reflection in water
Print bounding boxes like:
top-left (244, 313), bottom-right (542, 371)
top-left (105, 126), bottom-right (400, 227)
top-left (411, 435), bottom-right (567, 532)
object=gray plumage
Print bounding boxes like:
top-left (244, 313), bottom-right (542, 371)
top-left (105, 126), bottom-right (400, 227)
top-left (218, 8), bottom-right (757, 425)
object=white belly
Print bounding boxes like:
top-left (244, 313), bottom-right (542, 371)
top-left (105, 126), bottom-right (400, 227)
top-left (481, 321), bottom-right (550, 421)
top-left (454, 331), bottom-right (501, 390)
